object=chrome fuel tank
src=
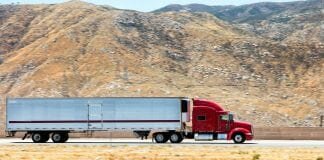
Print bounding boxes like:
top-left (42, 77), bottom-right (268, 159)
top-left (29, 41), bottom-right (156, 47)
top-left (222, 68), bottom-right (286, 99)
top-left (194, 133), bottom-right (213, 141)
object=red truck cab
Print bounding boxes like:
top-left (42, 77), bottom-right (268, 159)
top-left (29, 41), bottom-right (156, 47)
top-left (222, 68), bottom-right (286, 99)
top-left (191, 99), bottom-right (253, 143)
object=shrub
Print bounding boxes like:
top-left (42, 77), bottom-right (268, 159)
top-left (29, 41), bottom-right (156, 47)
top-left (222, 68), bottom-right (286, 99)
top-left (252, 154), bottom-right (261, 160)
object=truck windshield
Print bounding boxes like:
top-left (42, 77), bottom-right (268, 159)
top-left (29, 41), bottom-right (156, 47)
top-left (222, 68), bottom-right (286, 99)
top-left (221, 114), bottom-right (229, 121)
top-left (221, 114), bottom-right (234, 121)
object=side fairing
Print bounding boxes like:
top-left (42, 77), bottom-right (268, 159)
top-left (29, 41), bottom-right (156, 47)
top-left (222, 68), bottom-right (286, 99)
top-left (192, 106), bottom-right (217, 132)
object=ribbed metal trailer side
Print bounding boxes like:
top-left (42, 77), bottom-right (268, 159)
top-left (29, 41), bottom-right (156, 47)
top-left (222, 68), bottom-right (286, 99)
top-left (6, 97), bottom-right (190, 143)
top-left (6, 97), bottom-right (186, 132)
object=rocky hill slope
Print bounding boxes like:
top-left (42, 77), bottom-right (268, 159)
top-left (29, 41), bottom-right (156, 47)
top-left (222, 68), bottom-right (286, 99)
top-left (155, 0), bottom-right (322, 42)
top-left (0, 1), bottom-right (323, 132)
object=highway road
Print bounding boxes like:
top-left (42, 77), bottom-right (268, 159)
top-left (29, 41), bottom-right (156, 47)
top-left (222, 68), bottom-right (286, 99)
top-left (1, 138), bottom-right (324, 147)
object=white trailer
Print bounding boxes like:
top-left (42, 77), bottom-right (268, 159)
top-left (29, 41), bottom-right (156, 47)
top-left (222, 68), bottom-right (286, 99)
top-left (6, 97), bottom-right (190, 143)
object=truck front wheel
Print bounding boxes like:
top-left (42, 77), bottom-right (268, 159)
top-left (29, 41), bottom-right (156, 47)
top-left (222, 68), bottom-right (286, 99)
top-left (232, 133), bottom-right (246, 144)
top-left (154, 133), bottom-right (169, 143)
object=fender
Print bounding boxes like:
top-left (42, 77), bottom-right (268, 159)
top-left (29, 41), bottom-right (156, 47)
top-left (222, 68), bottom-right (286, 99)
top-left (227, 128), bottom-right (251, 140)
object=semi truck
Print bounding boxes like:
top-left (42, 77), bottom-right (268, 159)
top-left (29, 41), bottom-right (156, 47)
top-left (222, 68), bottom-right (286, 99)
top-left (5, 97), bottom-right (253, 143)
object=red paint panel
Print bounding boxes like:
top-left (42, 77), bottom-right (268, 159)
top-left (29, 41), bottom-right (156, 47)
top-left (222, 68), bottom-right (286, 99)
top-left (193, 99), bottom-right (224, 111)
top-left (192, 106), bottom-right (217, 132)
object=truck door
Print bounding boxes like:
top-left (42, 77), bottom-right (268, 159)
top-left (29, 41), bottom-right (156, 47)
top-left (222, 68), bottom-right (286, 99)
top-left (192, 107), bottom-right (217, 132)
top-left (88, 103), bottom-right (103, 129)
top-left (218, 113), bottom-right (230, 132)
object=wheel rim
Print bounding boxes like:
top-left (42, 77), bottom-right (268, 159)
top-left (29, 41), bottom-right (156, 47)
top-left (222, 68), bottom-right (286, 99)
top-left (33, 134), bottom-right (41, 142)
top-left (170, 134), bottom-right (179, 142)
top-left (235, 135), bottom-right (242, 142)
top-left (156, 134), bottom-right (164, 142)
top-left (53, 134), bottom-right (61, 142)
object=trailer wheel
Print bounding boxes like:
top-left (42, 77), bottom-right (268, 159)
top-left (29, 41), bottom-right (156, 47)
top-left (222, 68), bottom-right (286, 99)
top-left (32, 132), bottom-right (47, 143)
top-left (51, 132), bottom-right (66, 143)
top-left (170, 133), bottom-right (183, 143)
top-left (41, 133), bottom-right (50, 143)
top-left (154, 133), bottom-right (169, 143)
top-left (232, 133), bottom-right (246, 144)
top-left (61, 133), bottom-right (69, 142)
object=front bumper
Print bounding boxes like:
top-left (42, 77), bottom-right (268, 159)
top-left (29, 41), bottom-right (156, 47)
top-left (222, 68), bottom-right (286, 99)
top-left (245, 132), bottom-right (254, 140)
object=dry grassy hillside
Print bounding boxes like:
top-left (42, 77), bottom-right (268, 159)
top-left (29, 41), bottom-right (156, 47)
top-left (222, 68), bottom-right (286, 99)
top-left (0, 1), bottom-right (323, 132)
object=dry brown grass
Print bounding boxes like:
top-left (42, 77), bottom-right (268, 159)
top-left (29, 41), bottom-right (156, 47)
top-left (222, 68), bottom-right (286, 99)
top-left (0, 145), bottom-right (323, 160)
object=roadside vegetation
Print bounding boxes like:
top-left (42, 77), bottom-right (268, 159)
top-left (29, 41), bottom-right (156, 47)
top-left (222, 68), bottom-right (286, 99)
top-left (0, 145), bottom-right (323, 160)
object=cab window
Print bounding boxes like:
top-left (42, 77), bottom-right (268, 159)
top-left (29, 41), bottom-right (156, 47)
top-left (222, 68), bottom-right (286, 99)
top-left (197, 115), bottom-right (206, 121)
top-left (220, 114), bottom-right (229, 121)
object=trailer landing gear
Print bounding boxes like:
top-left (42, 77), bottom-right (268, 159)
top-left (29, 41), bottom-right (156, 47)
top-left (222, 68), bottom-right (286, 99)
top-left (133, 131), bottom-right (150, 140)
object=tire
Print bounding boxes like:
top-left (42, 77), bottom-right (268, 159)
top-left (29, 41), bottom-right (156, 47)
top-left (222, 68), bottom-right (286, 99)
top-left (61, 133), bottom-right (69, 142)
top-left (32, 132), bottom-right (43, 143)
top-left (41, 133), bottom-right (50, 143)
top-left (170, 133), bottom-right (183, 143)
top-left (154, 133), bottom-right (169, 143)
top-left (51, 132), bottom-right (66, 143)
top-left (32, 132), bottom-right (47, 143)
top-left (232, 133), bottom-right (246, 144)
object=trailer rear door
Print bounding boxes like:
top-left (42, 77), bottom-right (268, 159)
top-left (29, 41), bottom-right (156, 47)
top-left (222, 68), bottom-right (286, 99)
top-left (88, 103), bottom-right (103, 129)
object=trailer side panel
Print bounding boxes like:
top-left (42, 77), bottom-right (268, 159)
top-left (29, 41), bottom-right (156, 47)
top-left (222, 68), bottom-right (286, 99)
top-left (6, 97), bottom-right (182, 132)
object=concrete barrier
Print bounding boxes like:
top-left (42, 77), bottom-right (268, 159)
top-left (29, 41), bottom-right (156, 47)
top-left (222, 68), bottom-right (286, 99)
top-left (254, 127), bottom-right (324, 140)
top-left (75, 127), bottom-right (324, 140)
top-left (1, 127), bottom-right (323, 140)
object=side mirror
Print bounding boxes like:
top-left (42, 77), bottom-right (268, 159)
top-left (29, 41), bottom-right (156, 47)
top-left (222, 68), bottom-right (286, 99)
top-left (229, 114), bottom-right (234, 121)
